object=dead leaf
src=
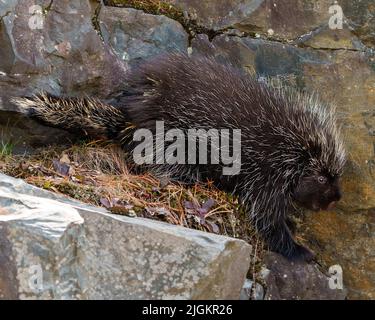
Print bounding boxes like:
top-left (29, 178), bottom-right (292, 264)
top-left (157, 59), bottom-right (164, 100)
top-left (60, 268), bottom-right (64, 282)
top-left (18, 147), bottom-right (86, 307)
top-left (184, 198), bottom-right (216, 219)
top-left (53, 159), bottom-right (71, 176)
top-left (201, 199), bottom-right (215, 212)
top-left (206, 221), bottom-right (220, 234)
top-left (59, 153), bottom-right (71, 164)
top-left (110, 206), bottom-right (136, 217)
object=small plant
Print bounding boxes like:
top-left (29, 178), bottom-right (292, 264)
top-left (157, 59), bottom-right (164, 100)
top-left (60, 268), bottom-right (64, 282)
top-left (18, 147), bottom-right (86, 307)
top-left (0, 140), bottom-right (14, 157)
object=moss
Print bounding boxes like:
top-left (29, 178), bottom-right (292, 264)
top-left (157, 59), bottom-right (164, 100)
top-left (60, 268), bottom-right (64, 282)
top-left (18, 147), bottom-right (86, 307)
top-left (105, 0), bottom-right (184, 22)
top-left (92, 0), bottom-right (104, 40)
top-left (34, 179), bottom-right (100, 204)
top-left (56, 182), bottom-right (98, 203)
top-left (42, 0), bottom-right (54, 15)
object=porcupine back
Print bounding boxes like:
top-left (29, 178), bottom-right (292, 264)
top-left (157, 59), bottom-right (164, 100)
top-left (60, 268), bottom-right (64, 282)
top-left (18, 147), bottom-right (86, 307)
top-left (110, 54), bottom-right (345, 228)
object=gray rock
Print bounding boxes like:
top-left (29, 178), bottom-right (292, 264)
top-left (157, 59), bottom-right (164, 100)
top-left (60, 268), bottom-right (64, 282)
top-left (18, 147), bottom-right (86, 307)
top-left (240, 279), bottom-right (253, 300)
top-left (240, 279), bottom-right (264, 300)
top-left (0, 0), bottom-right (126, 99)
top-left (0, 0), bottom-right (127, 148)
top-left (0, 2), bottom-right (190, 150)
top-left (263, 253), bottom-right (347, 300)
top-left (0, 173), bottom-right (252, 299)
top-left (253, 282), bottom-right (264, 300)
top-left (99, 7), bottom-right (189, 66)
top-left (0, 110), bottom-right (76, 154)
top-left (170, 0), bottom-right (264, 31)
top-left (172, 0), bottom-right (374, 48)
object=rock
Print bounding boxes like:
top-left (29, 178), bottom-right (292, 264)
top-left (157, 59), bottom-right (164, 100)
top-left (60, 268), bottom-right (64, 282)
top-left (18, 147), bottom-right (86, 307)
top-left (99, 7), bottom-right (189, 66)
top-left (0, 173), bottom-right (251, 299)
top-left (172, 0), bottom-right (374, 48)
top-left (262, 253), bottom-right (347, 300)
top-left (240, 279), bottom-right (253, 300)
top-left (240, 279), bottom-right (264, 300)
top-left (0, 2), bottom-right (189, 150)
top-left (340, 0), bottom-right (375, 48)
top-left (0, 0), bottom-right (126, 99)
top-left (0, 0), bottom-right (127, 148)
top-left (192, 34), bottom-right (375, 299)
top-left (302, 209), bottom-right (375, 300)
top-left (0, 111), bottom-right (76, 154)
top-left (170, 0), bottom-right (264, 31)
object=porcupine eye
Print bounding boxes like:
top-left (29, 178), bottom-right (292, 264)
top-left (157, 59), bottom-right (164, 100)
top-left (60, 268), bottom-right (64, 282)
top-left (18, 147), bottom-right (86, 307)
top-left (317, 176), bottom-right (327, 184)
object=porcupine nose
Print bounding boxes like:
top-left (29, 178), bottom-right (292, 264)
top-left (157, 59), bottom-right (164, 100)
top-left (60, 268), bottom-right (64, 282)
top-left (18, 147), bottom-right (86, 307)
top-left (327, 190), bottom-right (342, 210)
top-left (334, 189), bottom-right (342, 201)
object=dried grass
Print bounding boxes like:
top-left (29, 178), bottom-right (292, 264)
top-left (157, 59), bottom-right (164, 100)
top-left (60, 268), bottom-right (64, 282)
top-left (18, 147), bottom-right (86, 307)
top-left (1, 141), bottom-right (266, 293)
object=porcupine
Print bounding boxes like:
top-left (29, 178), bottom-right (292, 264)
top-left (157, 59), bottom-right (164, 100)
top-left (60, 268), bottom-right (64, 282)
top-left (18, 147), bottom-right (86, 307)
top-left (11, 53), bottom-right (346, 262)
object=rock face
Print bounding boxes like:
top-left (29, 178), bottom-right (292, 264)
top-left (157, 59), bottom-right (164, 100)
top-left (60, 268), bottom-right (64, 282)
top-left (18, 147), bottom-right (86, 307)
top-left (240, 279), bottom-right (264, 300)
top-left (99, 7), bottom-right (188, 66)
top-left (0, 174), bottom-right (251, 299)
top-left (172, 0), bottom-right (375, 47)
top-left (302, 210), bottom-right (375, 300)
top-left (0, 0), bottom-right (188, 151)
top-left (262, 253), bottom-right (347, 300)
top-left (0, 0), bottom-right (126, 150)
top-left (0, 0), bottom-right (126, 100)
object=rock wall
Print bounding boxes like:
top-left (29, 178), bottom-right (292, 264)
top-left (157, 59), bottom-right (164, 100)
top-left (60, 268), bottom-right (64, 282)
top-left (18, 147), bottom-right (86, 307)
top-left (0, 0), bottom-right (187, 152)
top-left (0, 0), bottom-right (374, 299)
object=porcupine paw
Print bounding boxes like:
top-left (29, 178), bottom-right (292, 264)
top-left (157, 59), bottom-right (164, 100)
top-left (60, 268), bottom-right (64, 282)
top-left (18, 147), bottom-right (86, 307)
top-left (288, 243), bottom-right (316, 263)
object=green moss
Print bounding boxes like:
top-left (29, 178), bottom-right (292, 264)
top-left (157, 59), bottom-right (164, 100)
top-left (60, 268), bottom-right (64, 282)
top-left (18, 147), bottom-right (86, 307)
top-left (36, 180), bottom-right (100, 205)
top-left (105, 0), bottom-right (184, 22)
